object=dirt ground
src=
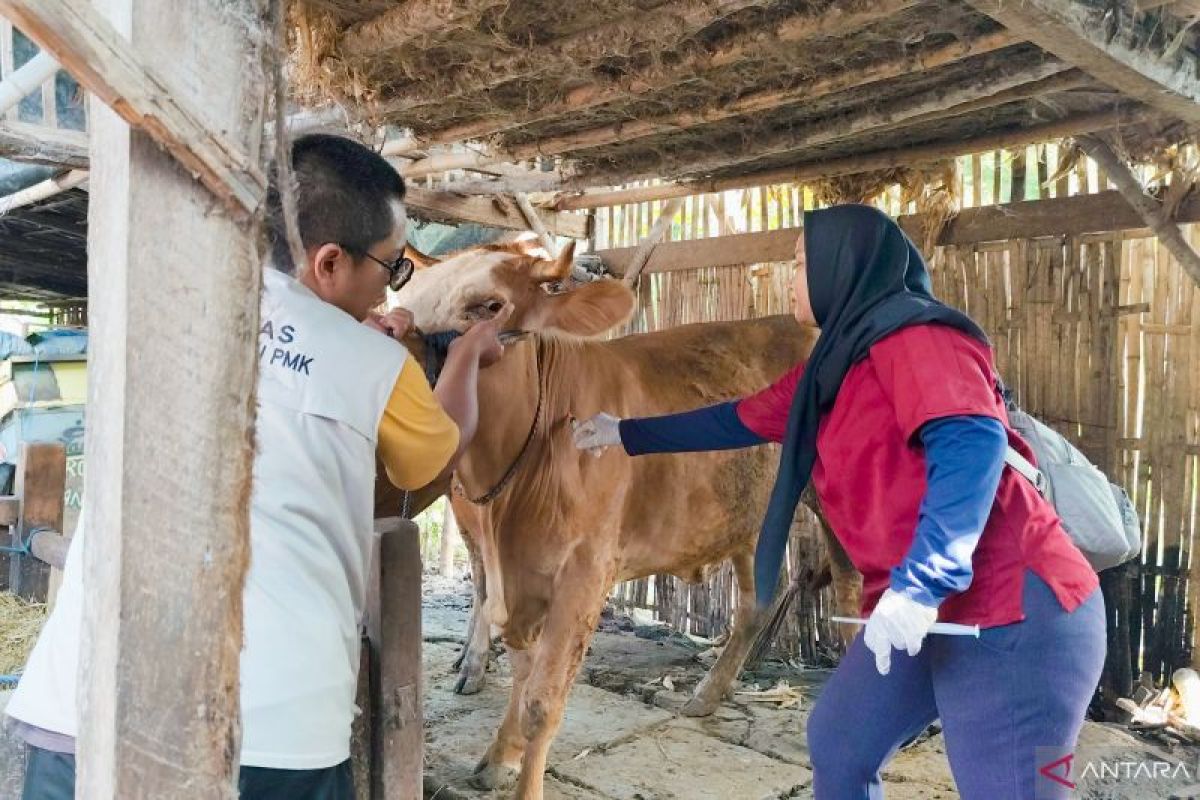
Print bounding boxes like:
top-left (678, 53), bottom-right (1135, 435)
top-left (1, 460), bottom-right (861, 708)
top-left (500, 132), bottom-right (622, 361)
top-left (421, 575), bottom-right (1200, 800)
top-left (2, 575), bottom-right (1199, 799)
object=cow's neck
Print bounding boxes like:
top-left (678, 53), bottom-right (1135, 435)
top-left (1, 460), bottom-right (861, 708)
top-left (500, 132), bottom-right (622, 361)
top-left (455, 336), bottom-right (545, 503)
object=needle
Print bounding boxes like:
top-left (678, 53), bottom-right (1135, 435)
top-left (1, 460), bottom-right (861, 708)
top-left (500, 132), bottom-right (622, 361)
top-left (830, 616), bottom-right (981, 638)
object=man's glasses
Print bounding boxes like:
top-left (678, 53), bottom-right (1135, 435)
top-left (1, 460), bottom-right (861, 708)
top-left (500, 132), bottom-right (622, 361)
top-left (361, 251), bottom-right (416, 291)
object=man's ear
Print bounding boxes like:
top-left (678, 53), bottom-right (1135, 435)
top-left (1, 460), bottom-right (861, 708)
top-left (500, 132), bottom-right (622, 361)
top-left (530, 278), bottom-right (634, 337)
top-left (310, 243), bottom-right (347, 283)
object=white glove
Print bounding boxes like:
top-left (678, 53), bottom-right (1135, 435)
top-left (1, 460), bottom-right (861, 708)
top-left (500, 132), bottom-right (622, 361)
top-left (572, 413), bottom-right (622, 454)
top-left (862, 589), bottom-right (939, 675)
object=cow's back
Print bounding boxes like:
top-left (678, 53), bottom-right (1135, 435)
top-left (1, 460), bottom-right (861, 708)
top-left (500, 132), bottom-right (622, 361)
top-left (576, 315), bottom-right (817, 583)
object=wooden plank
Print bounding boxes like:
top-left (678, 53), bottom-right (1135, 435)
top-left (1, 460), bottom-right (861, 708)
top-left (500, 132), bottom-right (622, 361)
top-left (405, 185), bottom-right (588, 238)
top-left (0, 120), bottom-right (87, 167)
top-left (371, 517), bottom-right (423, 799)
top-left (74, 0), bottom-right (264, 794)
top-left (7, 442), bottom-right (64, 599)
top-left (598, 191), bottom-right (1200, 274)
top-left (623, 197), bottom-right (684, 287)
top-left (0, 0), bottom-right (266, 216)
top-left (966, 0), bottom-right (1200, 124)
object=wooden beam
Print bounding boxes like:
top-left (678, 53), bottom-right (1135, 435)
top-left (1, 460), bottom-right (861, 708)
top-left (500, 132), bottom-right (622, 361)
top-left (597, 189), bottom-right (1200, 274)
top-left (593, 56), bottom-right (1074, 184)
top-left (514, 193), bottom-right (557, 255)
top-left (382, 0), bottom-right (917, 139)
top-left (0, 168), bottom-right (86, 214)
top-left (6, 442), bottom-right (64, 600)
top-left (623, 198), bottom-right (683, 287)
top-left (75, 0), bottom-right (263, 795)
top-left (1077, 135), bottom-right (1200, 289)
top-left (503, 31), bottom-right (1020, 160)
top-left (965, 0), bottom-right (1200, 123)
top-left (0, 121), bottom-right (88, 167)
top-left (0, 0), bottom-right (267, 216)
top-left (549, 108), bottom-right (1147, 211)
top-left (404, 185), bottom-right (589, 238)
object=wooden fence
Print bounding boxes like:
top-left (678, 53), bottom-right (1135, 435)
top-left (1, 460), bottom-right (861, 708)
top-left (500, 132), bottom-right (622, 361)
top-left (600, 147), bottom-right (1200, 689)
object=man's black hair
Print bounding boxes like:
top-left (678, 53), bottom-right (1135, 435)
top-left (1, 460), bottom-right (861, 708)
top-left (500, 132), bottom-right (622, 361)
top-left (265, 133), bottom-right (406, 274)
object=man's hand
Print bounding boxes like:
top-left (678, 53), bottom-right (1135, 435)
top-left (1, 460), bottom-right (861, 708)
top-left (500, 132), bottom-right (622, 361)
top-left (365, 308), bottom-right (415, 341)
top-left (862, 589), bottom-right (938, 675)
top-left (451, 304), bottom-right (513, 368)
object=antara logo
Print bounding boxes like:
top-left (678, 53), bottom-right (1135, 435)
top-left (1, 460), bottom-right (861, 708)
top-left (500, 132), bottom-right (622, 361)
top-left (1038, 754), bottom-right (1075, 789)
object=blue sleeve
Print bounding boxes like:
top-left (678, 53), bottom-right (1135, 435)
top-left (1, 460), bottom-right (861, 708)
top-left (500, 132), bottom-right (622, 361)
top-left (618, 401), bottom-right (767, 456)
top-left (890, 415), bottom-right (1008, 607)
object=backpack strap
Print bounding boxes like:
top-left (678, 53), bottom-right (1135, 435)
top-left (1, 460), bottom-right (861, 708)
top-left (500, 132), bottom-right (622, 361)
top-left (1004, 446), bottom-right (1048, 497)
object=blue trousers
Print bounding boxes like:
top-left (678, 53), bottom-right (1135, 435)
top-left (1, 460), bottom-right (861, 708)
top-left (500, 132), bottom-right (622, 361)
top-left (807, 571), bottom-right (1105, 799)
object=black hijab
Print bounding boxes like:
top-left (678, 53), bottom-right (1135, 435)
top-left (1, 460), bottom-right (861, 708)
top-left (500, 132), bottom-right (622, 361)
top-left (753, 204), bottom-right (989, 608)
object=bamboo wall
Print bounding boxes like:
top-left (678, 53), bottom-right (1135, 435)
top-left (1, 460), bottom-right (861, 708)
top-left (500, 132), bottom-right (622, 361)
top-left (599, 146), bottom-right (1200, 687)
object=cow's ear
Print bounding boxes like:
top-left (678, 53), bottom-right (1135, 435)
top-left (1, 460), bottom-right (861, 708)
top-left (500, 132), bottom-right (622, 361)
top-left (404, 243), bottom-right (439, 270)
top-left (531, 278), bottom-right (634, 337)
top-left (529, 240), bottom-right (575, 284)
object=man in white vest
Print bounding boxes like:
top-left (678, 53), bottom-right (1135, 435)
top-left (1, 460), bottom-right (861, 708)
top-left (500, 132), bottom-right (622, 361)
top-left (7, 134), bottom-right (507, 799)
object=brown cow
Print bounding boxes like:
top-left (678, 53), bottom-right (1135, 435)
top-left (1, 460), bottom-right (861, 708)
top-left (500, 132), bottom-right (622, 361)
top-left (392, 240), bottom-right (858, 799)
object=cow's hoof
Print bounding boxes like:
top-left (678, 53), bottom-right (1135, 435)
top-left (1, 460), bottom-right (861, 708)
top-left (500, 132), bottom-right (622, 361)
top-left (469, 759), bottom-right (518, 791)
top-left (454, 667), bottom-right (486, 695)
top-left (680, 693), bottom-right (720, 717)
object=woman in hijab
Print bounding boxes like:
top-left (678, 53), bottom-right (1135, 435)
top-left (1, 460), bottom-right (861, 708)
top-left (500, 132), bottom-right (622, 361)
top-left (572, 204), bottom-right (1104, 799)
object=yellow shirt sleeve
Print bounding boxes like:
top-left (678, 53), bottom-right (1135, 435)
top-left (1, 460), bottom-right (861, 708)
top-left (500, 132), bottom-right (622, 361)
top-left (377, 358), bottom-right (460, 490)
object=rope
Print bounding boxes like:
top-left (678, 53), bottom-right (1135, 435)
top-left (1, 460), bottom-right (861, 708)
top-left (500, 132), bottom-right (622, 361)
top-left (0, 525), bottom-right (55, 556)
top-left (465, 338), bottom-right (545, 506)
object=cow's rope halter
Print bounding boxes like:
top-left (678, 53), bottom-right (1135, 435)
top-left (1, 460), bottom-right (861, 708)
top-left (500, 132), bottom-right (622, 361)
top-left (463, 337), bottom-right (546, 506)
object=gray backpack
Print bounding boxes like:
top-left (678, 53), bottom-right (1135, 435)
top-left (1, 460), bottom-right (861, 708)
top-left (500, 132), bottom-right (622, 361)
top-left (1002, 393), bottom-right (1142, 572)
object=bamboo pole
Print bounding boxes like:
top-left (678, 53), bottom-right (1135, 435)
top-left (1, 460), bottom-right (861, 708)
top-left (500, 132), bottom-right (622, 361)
top-left (623, 197), bottom-right (684, 287)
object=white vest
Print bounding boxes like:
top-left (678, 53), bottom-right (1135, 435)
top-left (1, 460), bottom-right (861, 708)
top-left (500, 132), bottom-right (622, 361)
top-left (6, 269), bottom-right (407, 770)
top-left (241, 269), bottom-right (406, 767)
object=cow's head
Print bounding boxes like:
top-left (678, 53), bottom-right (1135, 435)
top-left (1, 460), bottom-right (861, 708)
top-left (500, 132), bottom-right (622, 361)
top-left (396, 237), bottom-right (635, 338)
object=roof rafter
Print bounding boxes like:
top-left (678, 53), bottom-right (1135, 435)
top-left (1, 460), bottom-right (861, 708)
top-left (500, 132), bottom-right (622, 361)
top-left (501, 30), bottom-right (1020, 161)
top-left (965, 0), bottom-right (1200, 123)
top-left (383, 0), bottom-right (919, 145)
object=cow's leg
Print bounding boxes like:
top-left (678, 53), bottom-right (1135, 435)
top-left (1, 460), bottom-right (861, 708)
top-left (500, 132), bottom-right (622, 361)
top-left (512, 557), bottom-right (611, 800)
top-left (470, 646), bottom-right (532, 791)
top-left (681, 550), bottom-right (764, 717)
top-left (819, 513), bottom-right (862, 646)
top-left (453, 535), bottom-right (491, 694)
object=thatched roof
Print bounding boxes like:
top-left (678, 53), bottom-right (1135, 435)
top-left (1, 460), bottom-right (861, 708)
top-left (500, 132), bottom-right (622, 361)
top-left (290, 0), bottom-right (1200, 197)
top-left (0, 187), bottom-right (86, 301)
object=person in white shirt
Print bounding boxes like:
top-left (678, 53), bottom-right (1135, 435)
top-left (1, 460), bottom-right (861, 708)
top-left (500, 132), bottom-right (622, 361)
top-left (6, 133), bottom-right (508, 799)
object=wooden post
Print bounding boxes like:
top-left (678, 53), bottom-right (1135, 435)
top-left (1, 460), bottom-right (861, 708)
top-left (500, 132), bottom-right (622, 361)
top-left (368, 517), bottom-right (423, 799)
top-left (7, 442), bottom-right (65, 600)
top-left (514, 192), bottom-right (558, 256)
top-left (622, 197), bottom-right (684, 287)
top-left (72, 0), bottom-right (266, 796)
